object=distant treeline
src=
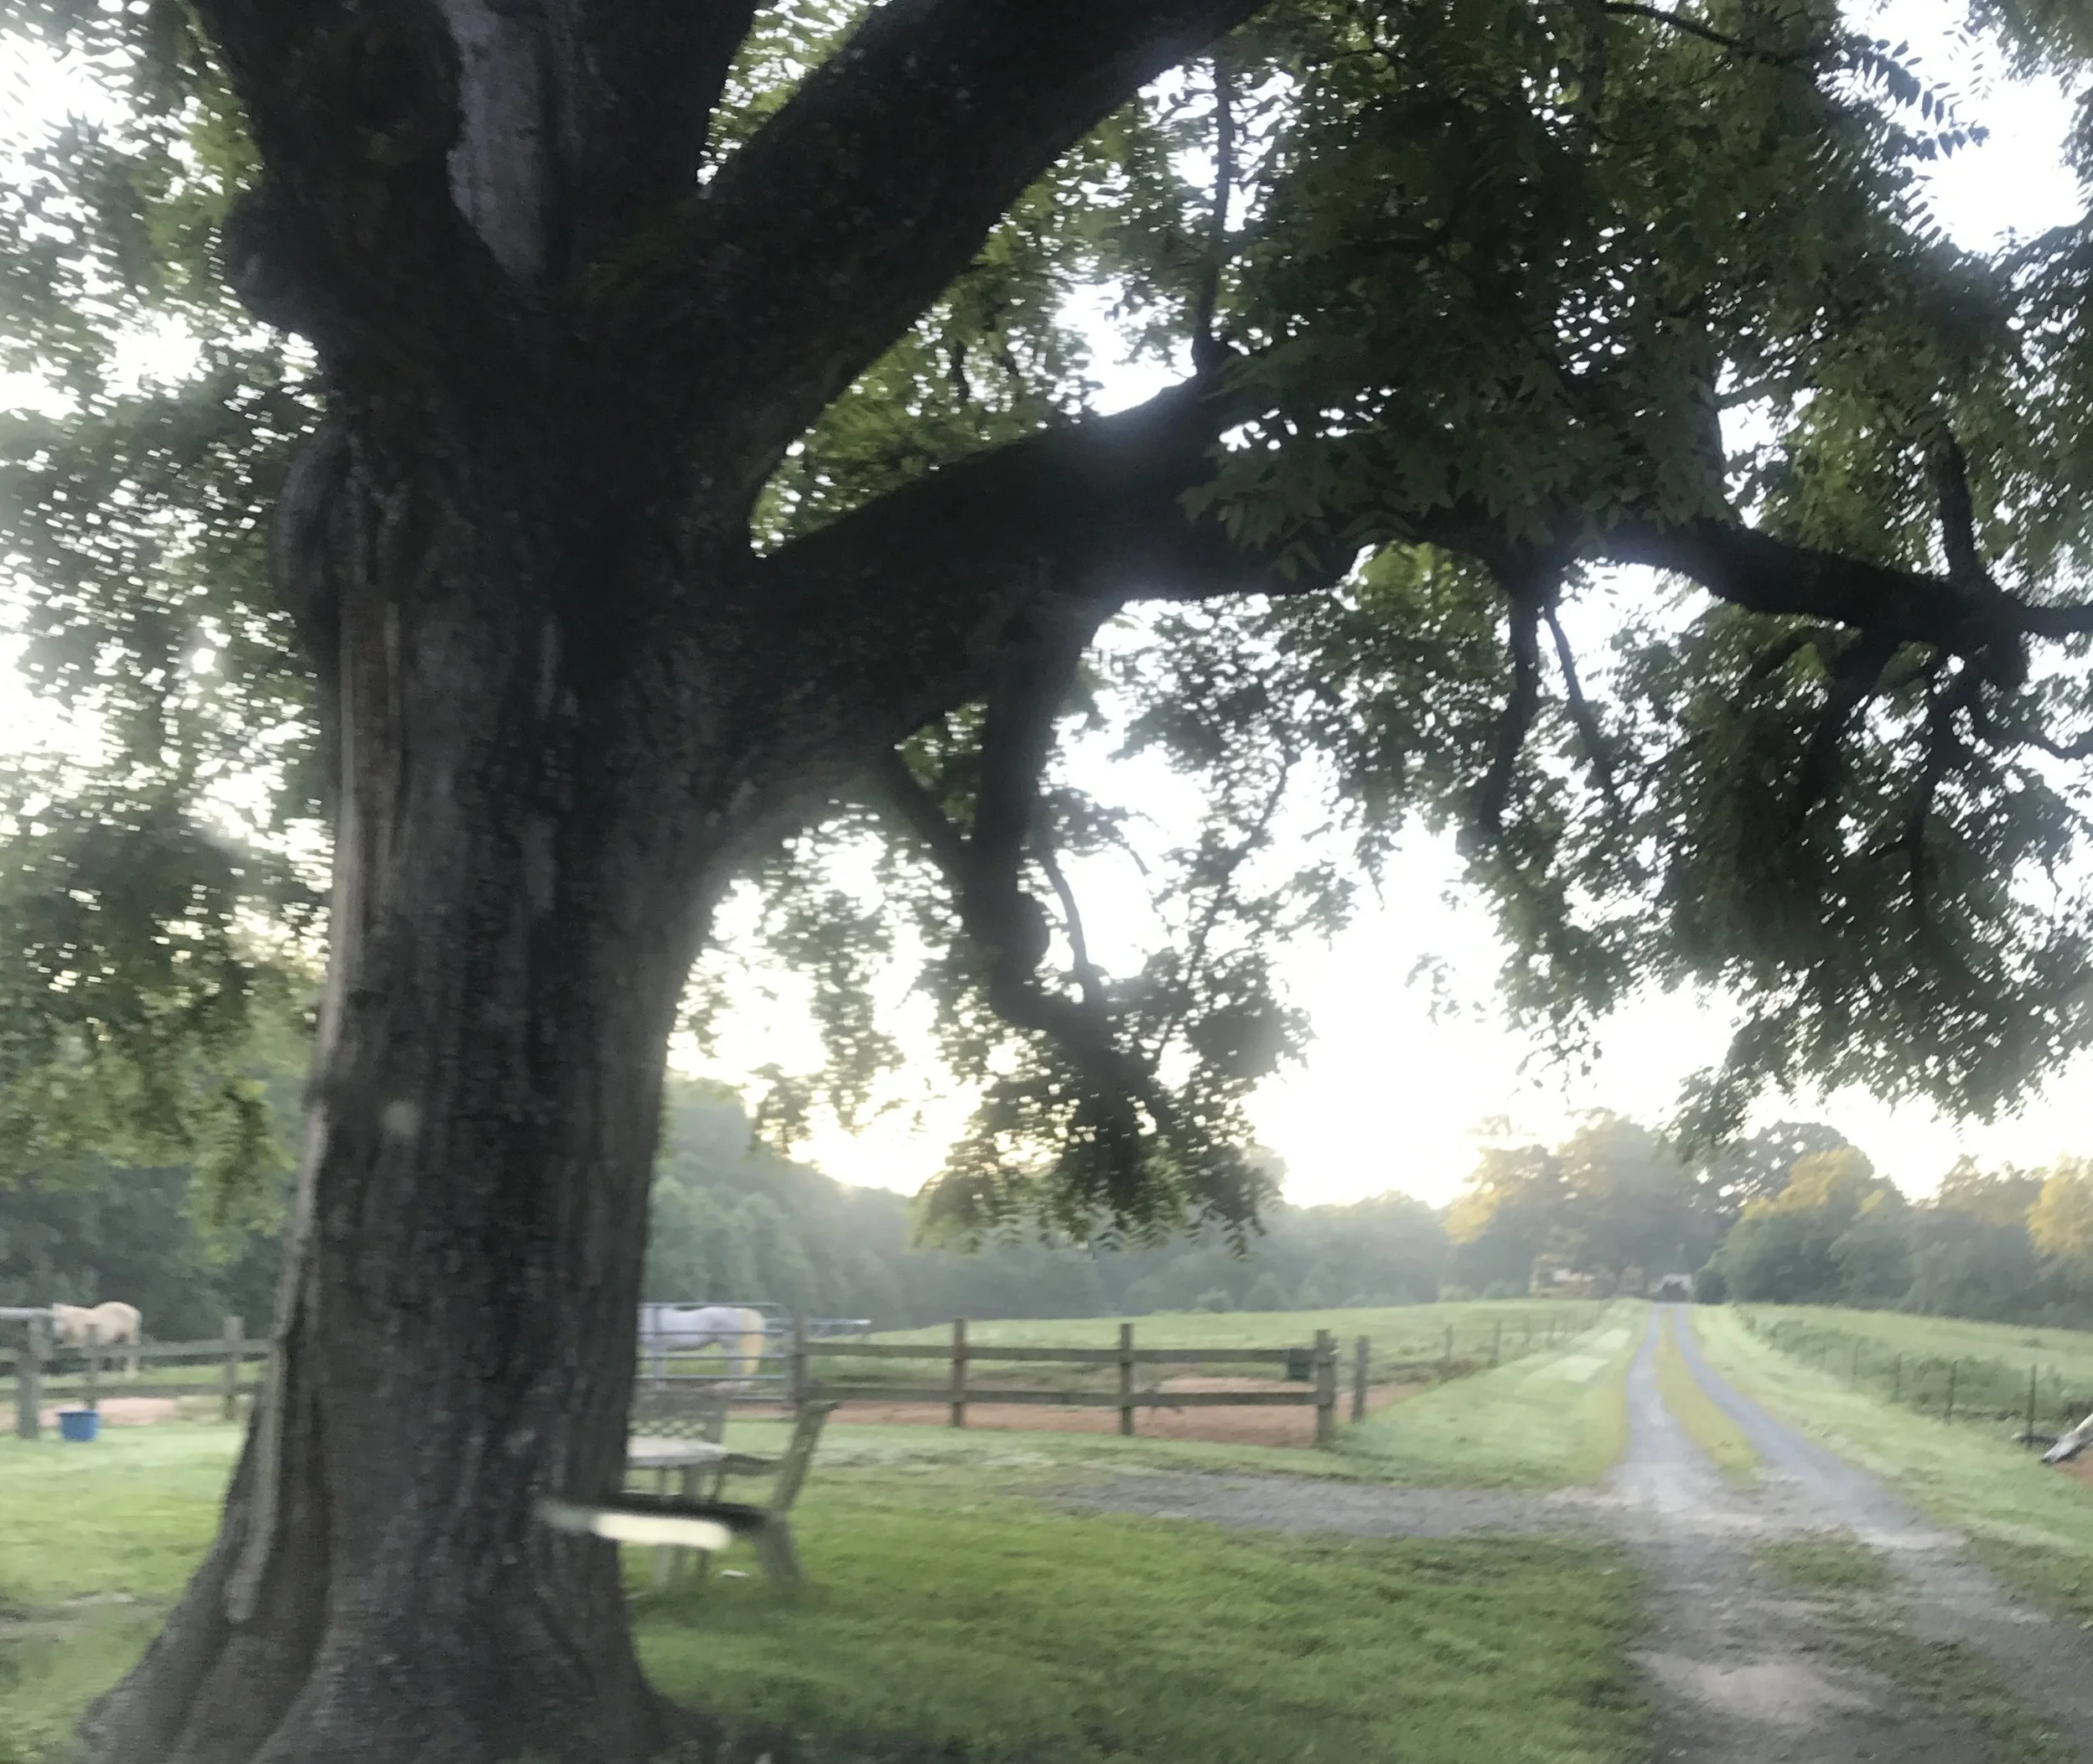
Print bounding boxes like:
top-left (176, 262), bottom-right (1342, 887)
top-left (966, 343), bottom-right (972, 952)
top-left (1702, 1148), bottom-right (2093, 1325)
top-left (5, 1076), bottom-right (2090, 1337)
top-left (643, 1089), bottom-right (1448, 1327)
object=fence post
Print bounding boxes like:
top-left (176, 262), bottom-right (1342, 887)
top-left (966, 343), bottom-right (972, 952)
top-left (1118, 1323), bottom-right (1136, 1437)
top-left (790, 1314), bottom-right (809, 1411)
top-left (1945, 1358), bottom-right (1958, 1425)
top-left (1490, 1320), bottom-right (1503, 1368)
top-left (1351, 1336), bottom-right (1369, 1423)
top-left (1313, 1329), bottom-right (1337, 1448)
top-left (14, 1314), bottom-right (45, 1441)
top-left (1441, 1324), bottom-right (1454, 1376)
top-left (1892, 1353), bottom-right (1902, 1404)
top-left (83, 1333), bottom-right (99, 1412)
top-left (1849, 1342), bottom-right (1860, 1384)
top-left (949, 1317), bottom-right (968, 1429)
top-left (2027, 1363), bottom-right (2039, 1447)
top-left (221, 1316), bottom-right (244, 1422)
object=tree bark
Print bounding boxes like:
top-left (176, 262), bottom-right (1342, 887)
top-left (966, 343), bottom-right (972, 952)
top-left (85, 422), bottom-right (769, 1764)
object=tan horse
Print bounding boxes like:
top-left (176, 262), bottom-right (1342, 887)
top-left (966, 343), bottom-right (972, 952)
top-left (50, 1301), bottom-right (143, 1376)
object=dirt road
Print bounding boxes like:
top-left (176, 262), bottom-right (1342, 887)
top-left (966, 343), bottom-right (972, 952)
top-left (1620, 1306), bottom-right (2092, 1762)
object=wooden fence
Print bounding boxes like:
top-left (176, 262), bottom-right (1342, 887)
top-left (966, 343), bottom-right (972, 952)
top-left (6, 1315), bottom-right (264, 1440)
top-left (10, 1307), bottom-right (1597, 1446)
top-left (784, 1320), bottom-right (1349, 1446)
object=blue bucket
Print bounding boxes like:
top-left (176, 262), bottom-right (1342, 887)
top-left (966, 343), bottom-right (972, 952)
top-left (57, 1408), bottom-right (100, 1443)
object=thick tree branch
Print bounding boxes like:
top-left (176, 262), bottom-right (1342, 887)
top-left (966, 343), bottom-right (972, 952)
top-left (1598, 518), bottom-right (2047, 682)
top-left (1792, 629), bottom-right (1898, 818)
top-left (1191, 53), bottom-right (1237, 372)
top-left (1904, 670), bottom-right (1979, 934)
top-left (198, 1), bottom-right (510, 374)
top-left (1543, 603), bottom-right (1621, 814)
top-left (568, 2), bottom-right (759, 241)
top-left (1926, 432), bottom-right (1985, 586)
top-left (761, 378), bottom-right (2090, 810)
top-left (1599, 3), bottom-right (1805, 65)
top-left (618, 0), bottom-right (1269, 480)
top-left (1036, 841), bottom-right (1107, 1011)
top-left (757, 379), bottom-right (1336, 765)
top-left (1475, 597), bottom-right (1543, 844)
top-left (871, 727), bottom-right (1163, 1167)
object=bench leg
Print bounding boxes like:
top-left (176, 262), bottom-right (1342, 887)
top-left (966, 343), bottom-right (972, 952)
top-left (650, 1467), bottom-right (671, 1588)
top-left (679, 1464), bottom-right (704, 1584)
top-left (754, 1519), bottom-right (801, 1587)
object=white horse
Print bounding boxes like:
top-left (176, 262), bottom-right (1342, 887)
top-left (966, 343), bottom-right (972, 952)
top-left (2044, 1410), bottom-right (2093, 1464)
top-left (50, 1301), bottom-right (143, 1376)
top-left (637, 1305), bottom-right (767, 1381)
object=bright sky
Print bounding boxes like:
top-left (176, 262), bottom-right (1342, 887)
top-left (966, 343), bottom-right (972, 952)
top-left (4, 3), bottom-right (2090, 1210)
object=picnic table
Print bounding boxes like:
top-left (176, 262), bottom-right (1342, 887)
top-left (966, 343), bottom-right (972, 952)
top-left (626, 1437), bottom-right (729, 1585)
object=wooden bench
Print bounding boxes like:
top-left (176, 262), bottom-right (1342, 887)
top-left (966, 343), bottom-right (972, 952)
top-left (625, 1400), bottom-right (835, 1586)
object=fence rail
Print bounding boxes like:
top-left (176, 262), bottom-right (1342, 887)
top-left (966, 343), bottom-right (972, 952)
top-left (628, 1308), bottom-right (1597, 1443)
top-left (10, 1304), bottom-right (1600, 1451)
top-left (767, 1319), bottom-right (1351, 1443)
top-left (8, 1314), bottom-right (259, 1440)
top-left (1, 1335), bottom-right (272, 1368)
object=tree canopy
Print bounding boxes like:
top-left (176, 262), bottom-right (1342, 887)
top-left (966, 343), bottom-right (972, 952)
top-left (5, 2), bottom-right (2093, 1252)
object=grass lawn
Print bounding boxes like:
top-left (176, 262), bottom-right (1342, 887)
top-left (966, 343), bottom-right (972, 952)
top-left (1335, 1302), bottom-right (1640, 1487)
top-left (0, 1426), bottom-right (237, 1759)
top-left (639, 1470), bottom-right (1648, 1764)
top-left (1691, 1307), bottom-right (2093, 1621)
top-left (1, 1404), bottom-right (1653, 1764)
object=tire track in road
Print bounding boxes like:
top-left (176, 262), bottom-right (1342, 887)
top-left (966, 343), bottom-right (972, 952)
top-left (1621, 1306), bottom-right (2093, 1762)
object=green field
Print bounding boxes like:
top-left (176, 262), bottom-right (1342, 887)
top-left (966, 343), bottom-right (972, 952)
top-left (1338, 1303), bottom-right (1640, 1487)
top-left (1733, 1306), bottom-right (2093, 1373)
top-left (0, 1353), bottom-right (1651, 1764)
top-left (1692, 1306), bottom-right (2093, 1621)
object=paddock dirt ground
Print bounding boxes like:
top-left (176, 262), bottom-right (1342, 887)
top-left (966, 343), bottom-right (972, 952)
top-left (36, 1396), bottom-right (182, 1427)
top-left (821, 1375), bottom-right (1418, 1447)
top-left (39, 1380), bottom-right (1417, 1448)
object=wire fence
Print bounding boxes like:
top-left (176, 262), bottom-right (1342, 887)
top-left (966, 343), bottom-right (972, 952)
top-left (1737, 1308), bottom-right (2093, 1444)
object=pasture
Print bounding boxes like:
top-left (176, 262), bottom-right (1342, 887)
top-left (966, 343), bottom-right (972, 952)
top-left (1339, 1304), bottom-right (1638, 1487)
top-left (1730, 1306), bottom-right (2093, 1375)
top-left (0, 1303), bottom-right (1647, 1764)
top-left (1732, 1304), bottom-right (2093, 1425)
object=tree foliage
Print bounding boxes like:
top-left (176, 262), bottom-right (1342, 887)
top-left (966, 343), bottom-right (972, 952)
top-left (3, 0), bottom-right (2093, 1245)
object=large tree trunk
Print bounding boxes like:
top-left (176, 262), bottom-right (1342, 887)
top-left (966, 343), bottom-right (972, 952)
top-left (85, 427), bottom-right (764, 1764)
top-left (67, 5), bottom-right (1278, 1753)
